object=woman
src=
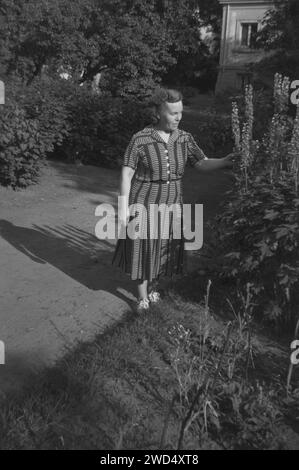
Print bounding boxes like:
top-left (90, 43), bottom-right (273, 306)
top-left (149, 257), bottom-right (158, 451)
top-left (112, 88), bottom-right (235, 311)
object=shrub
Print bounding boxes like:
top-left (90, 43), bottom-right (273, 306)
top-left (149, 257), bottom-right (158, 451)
top-left (0, 75), bottom-right (72, 187)
top-left (7, 75), bottom-right (72, 155)
top-left (8, 76), bottom-right (148, 168)
top-left (0, 102), bottom-right (48, 188)
top-left (209, 175), bottom-right (299, 328)
top-left (0, 75), bottom-right (150, 187)
top-left (168, 312), bottom-right (284, 449)
top-left (194, 110), bottom-right (233, 157)
top-left (207, 74), bottom-right (299, 329)
top-left (58, 92), bottom-right (150, 166)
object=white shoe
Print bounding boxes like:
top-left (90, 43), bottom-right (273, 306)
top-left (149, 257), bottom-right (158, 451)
top-left (136, 298), bottom-right (150, 312)
top-left (148, 291), bottom-right (161, 304)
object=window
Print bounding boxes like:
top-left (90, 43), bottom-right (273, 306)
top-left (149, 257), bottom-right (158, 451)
top-left (241, 23), bottom-right (258, 48)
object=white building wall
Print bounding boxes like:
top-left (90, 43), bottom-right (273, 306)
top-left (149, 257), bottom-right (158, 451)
top-left (216, 1), bottom-right (275, 93)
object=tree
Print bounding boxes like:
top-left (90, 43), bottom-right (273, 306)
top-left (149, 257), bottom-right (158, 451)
top-left (0, 0), bottom-right (222, 96)
top-left (256, 0), bottom-right (299, 51)
top-left (252, 0), bottom-right (299, 86)
top-left (161, 0), bottom-right (222, 90)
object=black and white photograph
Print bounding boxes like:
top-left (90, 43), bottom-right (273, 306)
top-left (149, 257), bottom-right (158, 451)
top-left (0, 0), bottom-right (298, 454)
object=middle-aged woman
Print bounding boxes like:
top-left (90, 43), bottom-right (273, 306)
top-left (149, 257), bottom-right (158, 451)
top-left (112, 88), bottom-right (236, 311)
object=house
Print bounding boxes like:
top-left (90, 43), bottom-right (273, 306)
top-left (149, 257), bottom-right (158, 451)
top-left (215, 0), bottom-right (277, 93)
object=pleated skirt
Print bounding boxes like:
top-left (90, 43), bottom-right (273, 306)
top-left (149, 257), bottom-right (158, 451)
top-left (112, 178), bottom-right (185, 281)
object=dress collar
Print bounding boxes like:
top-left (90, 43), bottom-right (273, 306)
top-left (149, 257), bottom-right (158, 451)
top-left (149, 126), bottom-right (179, 145)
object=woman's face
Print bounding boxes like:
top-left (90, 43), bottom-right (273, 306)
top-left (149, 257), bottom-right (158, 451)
top-left (156, 100), bottom-right (183, 133)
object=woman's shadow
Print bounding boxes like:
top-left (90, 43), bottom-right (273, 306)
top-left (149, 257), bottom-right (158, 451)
top-left (0, 219), bottom-right (136, 307)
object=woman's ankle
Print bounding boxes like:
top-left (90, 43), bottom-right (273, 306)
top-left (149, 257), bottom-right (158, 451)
top-left (137, 279), bottom-right (148, 301)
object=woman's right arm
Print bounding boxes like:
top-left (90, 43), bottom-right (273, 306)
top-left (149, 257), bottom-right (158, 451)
top-left (119, 165), bottom-right (135, 225)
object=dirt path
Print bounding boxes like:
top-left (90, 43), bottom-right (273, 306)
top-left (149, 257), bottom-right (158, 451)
top-left (0, 95), bottom-right (234, 396)
top-left (0, 162), bottom-right (132, 394)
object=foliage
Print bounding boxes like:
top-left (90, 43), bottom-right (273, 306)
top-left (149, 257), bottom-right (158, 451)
top-left (252, 0), bottom-right (299, 86)
top-left (161, 0), bottom-right (222, 91)
top-left (0, 0), bottom-right (91, 82)
top-left (0, 73), bottom-right (152, 186)
top-left (0, 74), bottom-right (74, 187)
top-left (232, 85), bottom-right (259, 192)
top-left (58, 92), bottom-right (150, 166)
top-left (256, 0), bottom-right (299, 52)
top-left (253, 51), bottom-right (299, 90)
top-left (194, 110), bottom-right (233, 157)
top-left (287, 105), bottom-right (299, 193)
top-left (207, 73), bottom-right (299, 328)
top-left (0, 0), bottom-right (222, 96)
top-left (0, 102), bottom-right (47, 188)
top-left (7, 75), bottom-right (72, 154)
top-left (168, 312), bottom-right (284, 449)
top-left (233, 74), bottom-right (298, 191)
top-left (210, 176), bottom-right (299, 327)
top-left (0, 293), bottom-right (291, 450)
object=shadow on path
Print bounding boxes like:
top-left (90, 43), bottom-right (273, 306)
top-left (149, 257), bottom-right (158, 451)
top-left (46, 160), bottom-right (120, 198)
top-left (0, 219), bottom-right (134, 305)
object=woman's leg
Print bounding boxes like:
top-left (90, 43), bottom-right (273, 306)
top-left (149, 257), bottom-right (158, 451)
top-left (137, 279), bottom-right (148, 300)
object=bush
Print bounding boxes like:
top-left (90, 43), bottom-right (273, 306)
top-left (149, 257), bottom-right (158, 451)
top-left (57, 92), bottom-right (150, 166)
top-left (208, 173), bottom-right (299, 328)
top-left (0, 75), bottom-right (151, 187)
top-left (13, 76), bottom-right (72, 155)
top-left (195, 110), bottom-right (233, 157)
top-left (0, 102), bottom-right (48, 188)
top-left (251, 52), bottom-right (299, 91)
top-left (9, 76), bottom-right (149, 168)
top-left (0, 75), bottom-right (72, 187)
top-left (204, 74), bottom-right (299, 330)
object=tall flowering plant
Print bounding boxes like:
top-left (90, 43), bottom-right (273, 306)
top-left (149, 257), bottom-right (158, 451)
top-left (232, 102), bottom-right (241, 152)
top-left (287, 104), bottom-right (299, 194)
top-left (274, 73), bottom-right (290, 115)
top-left (232, 85), bottom-right (258, 193)
top-left (264, 73), bottom-right (291, 182)
top-left (232, 74), bottom-right (297, 190)
top-left (210, 73), bottom-right (299, 329)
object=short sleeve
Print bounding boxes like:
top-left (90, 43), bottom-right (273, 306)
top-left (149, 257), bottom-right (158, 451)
top-left (187, 133), bottom-right (208, 167)
top-left (123, 134), bottom-right (139, 170)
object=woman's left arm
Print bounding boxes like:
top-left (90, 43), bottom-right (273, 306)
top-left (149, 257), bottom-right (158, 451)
top-left (194, 153), bottom-right (238, 172)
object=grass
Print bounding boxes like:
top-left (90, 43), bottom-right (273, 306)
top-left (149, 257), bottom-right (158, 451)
top-left (0, 281), bottom-right (298, 450)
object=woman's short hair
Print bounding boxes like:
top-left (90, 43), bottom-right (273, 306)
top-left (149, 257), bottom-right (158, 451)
top-left (150, 87), bottom-right (183, 107)
top-left (148, 87), bottom-right (183, 123)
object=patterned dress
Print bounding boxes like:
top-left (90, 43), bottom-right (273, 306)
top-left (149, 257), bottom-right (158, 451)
top-left (112, 125), bottom-right (208, 281)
